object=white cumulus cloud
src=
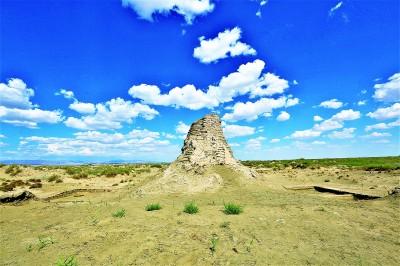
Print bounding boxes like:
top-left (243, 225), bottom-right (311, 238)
top-left (69, 102), bottom-right (96, 114)
top-left (330, 109), bottom-right (361, 121)
top-left (18, 128), bottom-right (176, 159)
top-left (193, 27), bottom-right (256, 63)
top-left (129, 59), bottom-right (292, 111)
top-left (128, 84), bottom-right (218, 110)
top-left (245, 137), bottom-right (265, 150)
top-left (0, 78), bottom-right (63, 128)
top-left (367, 103), bottom-right (400, 120)
top-left (313, 115), bottom-right (323, 122)
top-left (276, 111), bottom-right (290, 121)
top-left (122, 0), bottom-right (215, 24)
top-left (290, 129), bottom-right (321, 139)
top-left (207, 59), bottom-right (290, 101)
top-left (223, 124), bottom-right (255, 138)
top-left (222, 96), bottom-right (299, 122)
top-left (357, 100), bottom-right (367, 106)
top-left (365, 120), bottom-right (400, 131)
top-left (373, 73), bottom-right (400, 102)
top-left (328, 128), bottom-right (356, 139)
top-left (0, 78), bottom-right (35, 109)
top-left (64, 98), bottom-right (158, 130)
top-left (363, 132), bottom-right (392, 138)
top-left (175, 121), bottom-right (190, 135)
top-left (289, 109), bottom-right (360, 139)
top-left (56, 89), bottom-right (99, 115)
top-left (55, 89), bottom-right (75, 100)
top-left (319, 98), bottom-right (343, 109)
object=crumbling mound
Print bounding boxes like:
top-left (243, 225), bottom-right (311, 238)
top-left (139, 114), bottom-right (255, 194)
top-left (388, 186), bottom-right (400, 197)
top-left (0, 190), bottom-right (37, 203)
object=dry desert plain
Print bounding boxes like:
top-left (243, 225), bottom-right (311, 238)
top-left (0, 157), bottom-right (399, 265)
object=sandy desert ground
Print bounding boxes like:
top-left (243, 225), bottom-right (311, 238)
top-left (0, 157), bottom-right (399, 265)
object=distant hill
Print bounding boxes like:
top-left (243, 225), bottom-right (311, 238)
top-left (0, 159), bottom-right (165, 165)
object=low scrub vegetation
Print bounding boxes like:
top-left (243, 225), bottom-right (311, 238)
top-left (48, 174), bottom-right (62, 183)
top-left (183, 202), bottom-right (199, 214)
top-left (220, 221), bottom-right (230, 228)
top-left (71, 172), bottom-right (88, 179)
top-left (5, 164), bottom-right (22, 176)
top-left (242, 156), bottom-right (400, 171)
top-left (59, 164), bottom-right (158, 178)
top-left (29, 183), bottom-right (42, 189)
top-left (145, 203), bottom-right (162, 211)
top-left (0, 179), bottom-right (42, 192)
top-left (112, 208), bottom-right (126, 218)
top-left (223, 203), bottom-right (243, 215)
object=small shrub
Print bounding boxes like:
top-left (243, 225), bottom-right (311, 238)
top-left (28, 178), bottom-right (41, 183)
top-left (11, 180), bottom-right (26, 186)
top-left (55, 255), bottom-right (77, 266)
top-left (5, 165), bottom-right (15, 174)
top-left (135, 168), bottom-right (151, 174)
top-left (37, 236), bottom-right (54, 250)
top-left (0, 183), bottom-right (14, 192)
top-left (26, 244), bottom-right (33, 252)
top-left (48, 174), bottom-right (61, 182)
top-left (223, 203), bottom-right (243, 215)
top-left (324, 179), bottom-right (330, 182)
top-left (183, 202), bottom-right (199, 214)
top-left (210, 235), bottom-right (218, 254)
top-left (5, 165), bottom-right (22, 176)
top-left (145, 203), bottom-right (162, 211)
top-left (220, 221), bottom-right (230, 228)
top-left (112, 208), bottom-right (126, 218)
top-left (29, 183), bottom-right (42, 189)
top-left (71, 173), bottom-right (88, 179)
top-left (1, 179), bottom-right (27, 191)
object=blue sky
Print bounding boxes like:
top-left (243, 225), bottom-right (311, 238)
top-left (0, 0), bottom-right (399, 162)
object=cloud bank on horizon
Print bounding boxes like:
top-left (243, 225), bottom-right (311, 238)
top-left (0, 0), bottom-right (399, 162)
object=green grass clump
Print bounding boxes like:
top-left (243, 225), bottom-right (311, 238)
top-left (37, 236), bottom-right (54, 251)
top-left (25, 244), bottom-right (33, 252)
top-left (183, 202), bottom-right (199, 214)
top-left (55, 255), bottom-right (77, 266)
top-left (223, 203), bottom-right (243, 215)
top-left (112, 208), bottom-right (126, 218)
top-left (210, 235), bottom-right (218, 254)
top-left (145, 203), bottom-right (162, 211)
